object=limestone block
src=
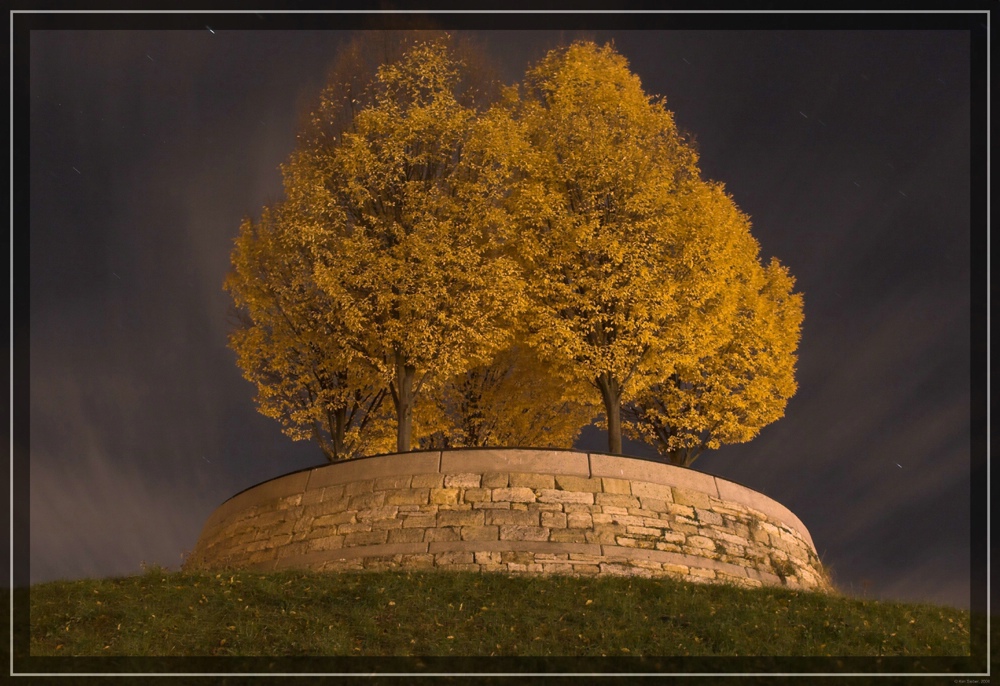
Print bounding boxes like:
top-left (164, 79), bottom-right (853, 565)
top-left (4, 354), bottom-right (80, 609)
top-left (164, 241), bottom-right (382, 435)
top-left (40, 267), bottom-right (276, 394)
top-left (267, 520), bottom-right (296, 537)
top-left (400, 512), bottom-right (436, 528)
top-left (541, 511), bottom-right (567, 529)
top-left (526, 502), bottom-right (563, 512)
top-left (442, 448), bottom-right (588, 476)
top-left (444, 473), bottom-right (482, 488)
top-left (567, 512), bottom-right (593, 529)
top-left (595, 493), bottom-right (641, 509)
top-left (374, 476), bottom-right (412, 491)
top-left (337, 521), bottom-right (373, 535)
top-left (343, 479), bottom-right (376, 497)
top-left (714, 478), bottom-right (815, 551)
top-left (430, 488), bottom-right (460, 505)
top-left (668, 503), bottom-right (695, 519)
top-left (461, 526), bottom-right (499, 541)
top-left (685, 535), bottom-right (717, 550)
top-left (626, 526), bottom-right (662, 537)
top-left (277, 494), bottom-right (303, 509)
top-left (371, 518), bottom-right (403, 531)
top-left (537, 489), bottom-right (594, 505)
top-left (654, 542), bottom-right (682, 553)
top-left (308, 535), bottom-right (346, 551)
top-left (491, 487), bottom-right (536, 503)
top-left (424, 527), bottom-right (460, 542)
top-left (344, 530), bottom-right (388, 547)
top-left (463, 488), bottom-right (492, 502)
top-left (438, 510), bottom-right (484, 527)
top-left (688, 567), bottom-right (716, 579)
top-left (312, 511), bottom-right (355, 528)
top-left (435, 551), bottom-right (474, 565)
top-left (387, 528), bottom-right (425, 544)
top-left (300, 489), bottom-right (326, 506)
top-left (635, 498), bottom-right (669, 514)
top-left (672, 487), bottom-right (712, 510)
top-left (549, 529), bottom-right (588, 543)
top-left (410, 473), bottom-right (445, 489)
top-left (319, 484), bottom-right (347, 501)
top-left (630, 482), bottom-right (675, 502)
top-left (356, 505), bottom-right (399, 522)
top-left (601, 478), bottom-right (632, 495)
top-left (500, 550), bottom-right (535, 564)
top-left (349, 491), bottom-right (385, 510)
top-left (555, 475), bottom-right (603, 492)
top-left (509, 472), bottom-right (555, 489)
top-left (499, 525), bottom-right (550, 541)
top-left (562, 503), bottom-right (592, 514)
top-left (711, 530), bottom-right (751, 548)
top-left (482, 472), bottom-right (508, 488)
top-left (484, 509), bottom-right (539, 527)
top-left (473, 502), bottom-right (510, 509)
top-left (384, 489), bottom-right (430, 506)
top-left (475, 551), bottom-right (503, 565)
top-left (608, 514), bottom-right (647, 528)
top-left (599, 563), bottom-right (653, 578)
top-left (694, 508), bottom-right (723, 526)
top-left (585, 524), bottom-right (625, 544)
top-left (209, 470), bottom-right (311, 528)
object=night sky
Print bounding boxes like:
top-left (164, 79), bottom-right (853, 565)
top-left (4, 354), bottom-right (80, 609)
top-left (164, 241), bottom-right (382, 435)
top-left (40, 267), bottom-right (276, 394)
top-left (17, 13), bottom-right (987, 616)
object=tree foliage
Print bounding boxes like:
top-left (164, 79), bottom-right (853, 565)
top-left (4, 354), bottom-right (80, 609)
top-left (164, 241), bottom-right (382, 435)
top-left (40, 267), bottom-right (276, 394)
top-left (427, 337), bottom-right (599, 450)
top-left (625, 256), bottom-right (804, 467)
top-left (504, 41), bottom-right (762, 454)
top-left (224, 204), bottom-right (394, 461)
top-left (279, 36), bottom-right (526, 453)
top-left (226, 36), bottom-right (802, 468)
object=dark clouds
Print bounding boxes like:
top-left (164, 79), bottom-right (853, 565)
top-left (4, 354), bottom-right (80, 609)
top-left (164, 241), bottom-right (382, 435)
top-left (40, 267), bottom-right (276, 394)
top-left (22, 20), bottom-right (981, 614)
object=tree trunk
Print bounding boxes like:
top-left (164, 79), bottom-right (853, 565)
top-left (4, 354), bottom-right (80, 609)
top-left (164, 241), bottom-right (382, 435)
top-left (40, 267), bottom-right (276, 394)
top-left (596, 372), bottom-right (623, 455)
top-left (332, 406), bottom-right (347, 459)
top-left (393, 352), bottom-right (416, 453)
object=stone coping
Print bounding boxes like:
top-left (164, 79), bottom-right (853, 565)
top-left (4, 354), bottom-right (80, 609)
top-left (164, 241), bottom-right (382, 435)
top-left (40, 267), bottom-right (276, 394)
top-left (207, 449), bottom-right (816, 552)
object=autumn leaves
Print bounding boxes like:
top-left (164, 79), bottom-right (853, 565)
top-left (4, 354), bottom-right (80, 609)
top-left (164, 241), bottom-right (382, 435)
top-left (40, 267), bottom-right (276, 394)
top-left (225, 36), bottom-right (803, 466)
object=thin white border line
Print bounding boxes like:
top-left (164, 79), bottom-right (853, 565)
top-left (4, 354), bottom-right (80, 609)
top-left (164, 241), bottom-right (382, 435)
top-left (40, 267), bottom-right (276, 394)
top-left (984, 9), bottom-right (991, 677)
top-left (8, 7), bottom-right (14, 679)
top-left (11, 9), bottom-right (989, 680)
top-left (7, 676), bottom-right (989, 677)
top-left (5, 8), bottom-right (992, 13)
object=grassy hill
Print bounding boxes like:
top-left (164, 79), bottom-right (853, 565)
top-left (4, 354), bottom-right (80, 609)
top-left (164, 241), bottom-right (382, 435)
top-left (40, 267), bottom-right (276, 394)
top-left (22, 567), bottom-right (977, 668)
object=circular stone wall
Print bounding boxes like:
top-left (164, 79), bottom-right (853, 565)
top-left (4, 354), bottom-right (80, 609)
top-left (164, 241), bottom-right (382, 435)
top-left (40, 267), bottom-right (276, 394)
top-left (184, 449), bottom-right (833, 592)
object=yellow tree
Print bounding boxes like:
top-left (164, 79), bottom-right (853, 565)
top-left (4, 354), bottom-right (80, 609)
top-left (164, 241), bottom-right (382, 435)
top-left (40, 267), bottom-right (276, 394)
top-left (625, 257), bottom-right (804, 466)
top-left (430, 336), bottom-right (599, 449)
top-left (284, 38), bottom-right (524, 453)
top-left (509, 41), bottom-right (756, 454)
top-left (224, 204), bottom-right (395, 461)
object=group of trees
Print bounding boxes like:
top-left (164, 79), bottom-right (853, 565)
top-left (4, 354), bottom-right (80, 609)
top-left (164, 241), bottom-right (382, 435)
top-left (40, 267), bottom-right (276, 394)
top-left (225, 32), bottom-right (803, 467)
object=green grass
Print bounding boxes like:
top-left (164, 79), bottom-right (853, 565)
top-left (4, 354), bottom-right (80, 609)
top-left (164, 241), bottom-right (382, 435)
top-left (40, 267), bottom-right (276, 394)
top-left (24, 567), bottom-right (973, 659)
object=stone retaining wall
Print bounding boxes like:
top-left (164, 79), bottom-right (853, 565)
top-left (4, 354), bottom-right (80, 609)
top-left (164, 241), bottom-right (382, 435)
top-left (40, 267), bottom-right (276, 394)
top-left (184, 449), bottom-right (832, 592)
